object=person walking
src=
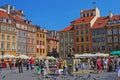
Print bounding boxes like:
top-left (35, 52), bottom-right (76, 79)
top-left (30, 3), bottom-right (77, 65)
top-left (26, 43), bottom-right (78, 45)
top-left (96, 57), bottom-right (102, 74)
top-left (117, 62), bottom-right (120, 80)
top-left (26, 59), bottom-right (30, 70)
top-left (18, 58), bottom-right (23, 73)
top-left (29, 57), bottom-right (35, 70)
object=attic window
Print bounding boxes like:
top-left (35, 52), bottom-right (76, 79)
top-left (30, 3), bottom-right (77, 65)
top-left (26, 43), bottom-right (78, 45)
top-left (107, 20), bottom-right (111, 25)
top-left (91, 13), bottom-right (93, 16)
top-left (113, 20), bottom-right (116, 24)
top-left (98, 22), bottom-right (102, 25)
top-left (87, 13), bottom-right (89, 17)
top-left (8, 19), bottom-right (11, 23)
top-left (2, 18), bottom-right (6, 22)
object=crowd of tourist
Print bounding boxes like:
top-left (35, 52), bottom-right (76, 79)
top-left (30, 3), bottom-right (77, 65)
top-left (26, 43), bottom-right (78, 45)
top-left (1, 56), bottom-right (120, 80)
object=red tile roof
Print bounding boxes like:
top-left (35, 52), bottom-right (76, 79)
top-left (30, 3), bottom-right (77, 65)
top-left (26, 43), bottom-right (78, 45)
top-left (92, 16), bottom-right (108, 29)
top-left (92, 15), bottom-right (120, 29)
top-left (60, 26), bottom-right (73, 32)
top-left (14, 10), bottom-right (24, 16)
top-left (109, 15), bottom-right (120, 20)
top-left (71, 16), bottom-right (94, 23)
top-left (0, 11), bottom-right (9, 18)
top-left (12, 16), bottom-right (24, 22)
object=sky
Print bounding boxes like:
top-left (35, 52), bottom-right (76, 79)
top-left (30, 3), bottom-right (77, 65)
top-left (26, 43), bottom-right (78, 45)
top-left (0, 0), bottom-right (120, 31)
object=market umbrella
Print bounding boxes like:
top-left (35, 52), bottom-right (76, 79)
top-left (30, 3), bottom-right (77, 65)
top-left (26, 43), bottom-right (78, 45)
top-left (95, 53), bottom-right (109, 57)
top-left (3, 54), bottom-right (16, 58)
top-left (110, 51), bottom-right (120, 56)
top-left (17, 54), bottom-right (30, 59)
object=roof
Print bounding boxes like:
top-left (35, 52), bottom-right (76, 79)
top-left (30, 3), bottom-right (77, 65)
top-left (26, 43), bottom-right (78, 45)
top-left (0, 10), bottom-right (9, 18)
top-left (109, 15), bottom-right (120, 21)
top-left (92, 16), bottom-right (108, 29)
top-left (12, 15), bottom-right (24, 22)
top-left (81, 9), bottom-right (95, 13)
top-left (71, 16), bottom-right (94, 24)
top-left (47, 35), bottom-right (59, 41)
top-left (14, 10), bottom-right (24, 16)
top-left (60, 26), bottom-right (73, 32)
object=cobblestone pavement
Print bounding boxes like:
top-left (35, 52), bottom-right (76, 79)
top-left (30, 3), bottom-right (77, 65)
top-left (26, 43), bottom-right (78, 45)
top-left (0, 67), bottom-right (118, 80)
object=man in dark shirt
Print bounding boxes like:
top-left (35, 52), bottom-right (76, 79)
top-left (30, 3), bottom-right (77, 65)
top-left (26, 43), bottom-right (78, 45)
top-left (18, 58), bottom-right (23, 73)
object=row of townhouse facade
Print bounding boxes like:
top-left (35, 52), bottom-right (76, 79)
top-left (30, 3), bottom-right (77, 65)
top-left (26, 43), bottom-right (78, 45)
top-left (59, 7), bottom-right (120, 58)
top-left (0, 4), bottom-right (48, 57)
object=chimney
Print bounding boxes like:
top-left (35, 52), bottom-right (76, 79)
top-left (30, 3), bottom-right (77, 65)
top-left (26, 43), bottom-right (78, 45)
top-left (7, 4), bottom-right (10, 14)
top-left (11, 6), bottom-right (14, 10)
top-left (109, 10), bottom-right (113, 18)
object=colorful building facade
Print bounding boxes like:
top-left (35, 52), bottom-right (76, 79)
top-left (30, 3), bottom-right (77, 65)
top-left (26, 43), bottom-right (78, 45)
top-left (36, 27), bottom-right (47, 57)
top-left (0, 4), bottom-right (46, 57)
top-left (71, 7), bottom-right (100, 54)
top-left (59, 26), bottom-right (74, 58)
top-left (0, 10), bottom-right (17, 55)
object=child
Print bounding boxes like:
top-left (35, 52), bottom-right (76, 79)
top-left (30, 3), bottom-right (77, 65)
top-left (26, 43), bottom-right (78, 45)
top-left (36, 66), bottom-right (41, 75)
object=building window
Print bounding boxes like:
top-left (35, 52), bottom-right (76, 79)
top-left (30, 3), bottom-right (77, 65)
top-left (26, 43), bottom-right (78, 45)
top-left (83, 14), bottom-right (85, 17)
top-left (86, 37), bottom-right (88, 41)
top-left (32, 48), bottom-right (34, 53)
top-left (87, 13), bottom-right (89, 17)
top-left (102, 46), bottom-right (105, 51)
top-left (12, 36), bottom-right (15, 41)
top-left (2, 34), bottom-right (5, 40)
top-left (1, 42), bottom-right (4, 50)
top-left (37, 48), bottom-right (39, 53)
top-left (8, 19), bottom-right (11, 23)
top-left (85, 30), bottom-right (88, 34)
top-left (114, 37), bottom-right (118, 42)
top-left (108, 37), bottom-right (112, 43)
top-left (113, 29), bottom-right (118, 35)
top-left (1, 26), bottom-right (5, 30)
top-left (12, 43), bottom-right (15, 50)
top-left (101, 37), bottom-right (105, 42)
top-left (91, 13), bottom-right (93, 16)
top-left (108, 46), bottom-right (112, 51)
top-left (77, 37), bottom-right (79, 42)
top-left (81, 30), bottom-right (84, 34)
top-left (3, 18), bottom-right (6, 22)
top-left (7, 43), bottom-right (10, 50)
top-left (93, 46), bottom-right (96, 51)
top-left (81, 37), bottom-right (84, 42)
top-left (7, 35), bottom-right (10, 40)
top-left (107, 30), bottom-right (112, 35)
top-left (27, 48), bottom-right (30, 53)
top-left (76, 30), bottom-right (79, 35)
top-left (81, 45), bottom-right (84, 52)
top-left (114, 45), bottom-right (119, 50)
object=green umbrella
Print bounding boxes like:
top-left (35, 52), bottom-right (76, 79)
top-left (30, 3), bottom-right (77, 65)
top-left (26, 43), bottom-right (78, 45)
top-left (110, 51), bottom-right (120, 56)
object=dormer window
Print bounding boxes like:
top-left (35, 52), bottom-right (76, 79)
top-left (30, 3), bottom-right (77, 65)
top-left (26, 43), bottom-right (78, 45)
top-left (83, 14), bottom-right (85, 17)
top-left (118, 19), bottom-right (120, 23)
top-left (107, 20), bottom-right (111, 25)
top-left (87, 13), bottom-right (89, 17)
top-left (113, 20), bottom-right (116, 24)
top-left (8, 19), bottom-right (11, 24)
top-left (91, 13), bottom-right (93, 16)
top-left (2, 18), bottom-right (6, 22)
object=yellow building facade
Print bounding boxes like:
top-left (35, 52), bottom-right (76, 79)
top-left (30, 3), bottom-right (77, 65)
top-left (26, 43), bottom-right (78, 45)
top-left (36, 28), bottom-right (47, 57)
top-left (0, 22), bottom-right (17, 56)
